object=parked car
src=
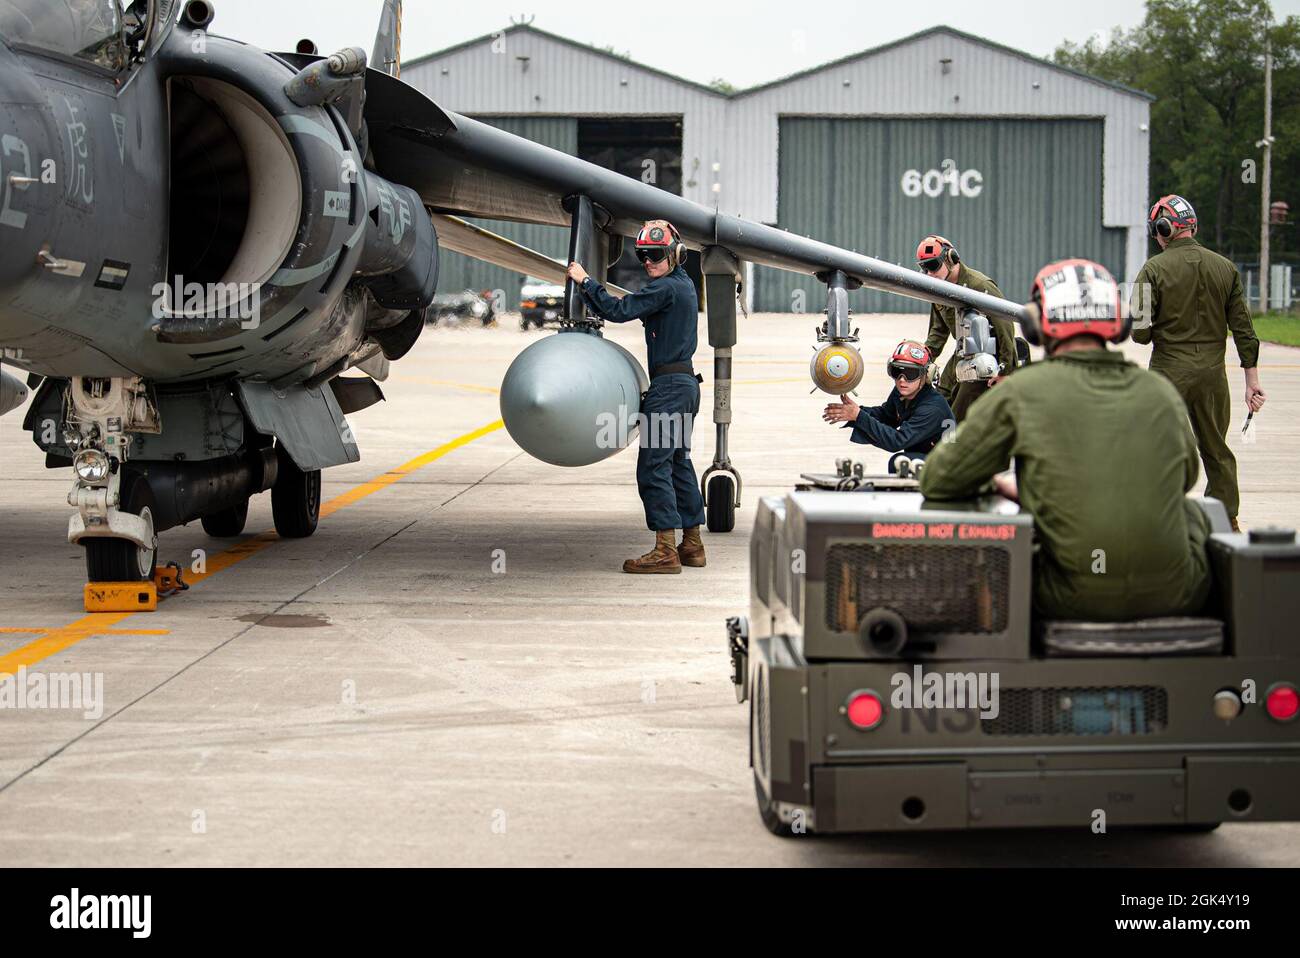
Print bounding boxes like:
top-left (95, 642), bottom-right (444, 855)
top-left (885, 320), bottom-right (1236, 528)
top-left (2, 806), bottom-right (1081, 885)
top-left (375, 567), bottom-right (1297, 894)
top-left (427, 290), bottom-right (496, 327)
top-left (519, 277), bottom-right (566, 330)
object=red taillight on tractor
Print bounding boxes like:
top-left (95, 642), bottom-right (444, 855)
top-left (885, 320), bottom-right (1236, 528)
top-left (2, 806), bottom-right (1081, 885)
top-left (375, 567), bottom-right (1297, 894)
top-left (1266, 684), bottom-right (1299, 722)
top-left (844, 690), bottom-right (884, 730)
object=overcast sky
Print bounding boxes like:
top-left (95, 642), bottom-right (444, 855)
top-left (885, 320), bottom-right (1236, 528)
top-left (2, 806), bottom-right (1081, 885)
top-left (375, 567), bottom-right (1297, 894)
top-left (212, 0), bottom-right (1300, 90)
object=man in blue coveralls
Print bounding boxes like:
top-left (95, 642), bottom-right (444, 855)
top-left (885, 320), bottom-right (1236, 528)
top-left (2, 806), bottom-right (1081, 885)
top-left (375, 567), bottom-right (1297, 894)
top-left (566, 220), bottom-right (706, 574)
top-left (822, 340), bottom-right (954, 469)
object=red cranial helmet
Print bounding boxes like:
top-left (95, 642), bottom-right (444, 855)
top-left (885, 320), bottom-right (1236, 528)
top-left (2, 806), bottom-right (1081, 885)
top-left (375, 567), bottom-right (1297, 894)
top-left (635, 220), bottom-right (686, 267)
top-left (1025, 259), bottom-right (1129, 346)
top-left (886, 340), bottom-right (932, 381)
top-left (915, 234), bottom-right (958, 273)
top-left (1147, 195), bottom-right (1198, 239)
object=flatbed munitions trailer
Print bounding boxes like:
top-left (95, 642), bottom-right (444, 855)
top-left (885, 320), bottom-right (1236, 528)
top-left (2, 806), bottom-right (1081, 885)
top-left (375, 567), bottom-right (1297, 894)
top-left (730, 471), bottom-right (1300, 835)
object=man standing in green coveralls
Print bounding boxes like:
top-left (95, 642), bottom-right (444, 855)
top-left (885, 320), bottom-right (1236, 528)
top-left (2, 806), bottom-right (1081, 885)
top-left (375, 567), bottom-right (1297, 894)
top-left (1131, 194), bottom-right (1266, 532)
top-left (917, 234), bottom-right (1016, 422)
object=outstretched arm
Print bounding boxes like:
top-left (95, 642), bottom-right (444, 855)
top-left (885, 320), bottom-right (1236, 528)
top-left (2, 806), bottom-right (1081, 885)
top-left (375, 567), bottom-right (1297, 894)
top-left (569, 263), bottom-right (672, 324)
top-left (920, 386), bottom-right (1017, 499)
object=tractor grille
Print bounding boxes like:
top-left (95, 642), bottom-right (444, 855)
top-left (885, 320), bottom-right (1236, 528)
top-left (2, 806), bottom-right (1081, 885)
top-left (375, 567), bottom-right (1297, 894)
top-left (982, 686), bottom-right (1168, 736)
top-left (824, 543), bottom-right (1011, 634)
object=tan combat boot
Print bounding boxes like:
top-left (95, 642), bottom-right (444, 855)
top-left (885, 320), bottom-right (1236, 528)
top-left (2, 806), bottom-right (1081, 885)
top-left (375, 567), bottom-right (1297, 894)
top-left (1230, 516), bottom-right (1242, 533)
top-left (678, 525), bottom-right (706, 568)
top-left (623, 530), bottom-right (682, 574)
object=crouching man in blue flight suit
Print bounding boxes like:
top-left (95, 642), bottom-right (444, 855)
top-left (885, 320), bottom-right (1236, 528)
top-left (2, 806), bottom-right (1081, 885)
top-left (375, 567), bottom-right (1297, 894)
top-left (822, 340), bottom-right (954, 469)
top-left (567, 219), bottom-right (706, 574)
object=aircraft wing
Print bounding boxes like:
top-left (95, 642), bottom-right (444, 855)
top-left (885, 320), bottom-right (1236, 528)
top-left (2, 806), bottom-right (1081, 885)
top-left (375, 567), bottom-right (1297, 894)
top-left (432, 214), bottom-right (628, 298)
top-left (362, 70), bottom-right (1027, 323)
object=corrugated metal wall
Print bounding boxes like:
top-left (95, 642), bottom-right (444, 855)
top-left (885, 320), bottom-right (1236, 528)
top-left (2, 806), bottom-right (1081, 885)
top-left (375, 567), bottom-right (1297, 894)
top-left (404, 25), bottom-right (1151, 304)
top-left (435, 116), bottom-right (577, 307)
top-left (402, 27), bottom-right (728, 214)
top-left (755, 117), bottom-right (1127, 313)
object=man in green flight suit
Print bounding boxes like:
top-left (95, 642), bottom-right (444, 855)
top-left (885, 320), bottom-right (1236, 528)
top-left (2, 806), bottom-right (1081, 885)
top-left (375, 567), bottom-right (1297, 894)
top-left (1130, 195), bottom-right (1266, 532)
top-left (917, 234), bottom-right (1017, 422)
top-left (921, 259), bottom-right (1211, 622)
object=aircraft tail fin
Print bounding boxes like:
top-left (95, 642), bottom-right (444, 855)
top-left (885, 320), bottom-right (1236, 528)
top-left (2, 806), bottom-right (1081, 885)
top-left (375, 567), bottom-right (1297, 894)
top-left (372, 0), bottom-right (402, 77)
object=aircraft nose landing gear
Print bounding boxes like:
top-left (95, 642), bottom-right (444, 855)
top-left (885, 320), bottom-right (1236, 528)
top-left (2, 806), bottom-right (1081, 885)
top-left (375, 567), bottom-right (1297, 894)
top-left (63, 376), bottom-right (162, 583)
top-left (80, 474), bottom-right (159, 583)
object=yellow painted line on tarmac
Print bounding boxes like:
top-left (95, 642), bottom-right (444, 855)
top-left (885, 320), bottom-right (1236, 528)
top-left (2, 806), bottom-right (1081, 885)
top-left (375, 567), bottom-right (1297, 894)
top-left (0, 617), bottom-right (170, 676)
top-left (320, 420), bottom-right (504, 517)
top-left (0, 419), bottom-right (507, 676)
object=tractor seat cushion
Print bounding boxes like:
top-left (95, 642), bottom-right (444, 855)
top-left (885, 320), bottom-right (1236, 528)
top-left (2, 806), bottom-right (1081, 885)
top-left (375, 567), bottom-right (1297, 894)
top-left (1040, 617), bottom-right (1224, 657)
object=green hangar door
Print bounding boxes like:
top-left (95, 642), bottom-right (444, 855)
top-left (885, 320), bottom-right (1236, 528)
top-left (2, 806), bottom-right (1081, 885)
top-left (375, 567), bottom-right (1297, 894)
top-left (755, 117), bottom-right (1128, 314)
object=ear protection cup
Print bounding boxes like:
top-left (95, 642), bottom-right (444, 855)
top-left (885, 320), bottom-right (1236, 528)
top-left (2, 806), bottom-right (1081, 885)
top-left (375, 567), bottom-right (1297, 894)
top-left (1116, 307), bottom-right (1133, 343)
top-left (1020, 304), bottom-right (1043, 347)
top-left (665, 222), bottom-right (687, 267)
top-left (947, 247), bottom-right (961, 266)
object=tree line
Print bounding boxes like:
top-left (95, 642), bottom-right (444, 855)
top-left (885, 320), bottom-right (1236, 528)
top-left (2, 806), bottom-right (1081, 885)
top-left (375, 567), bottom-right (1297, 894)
top-left (1054, 0), bottom-right (1298, 263)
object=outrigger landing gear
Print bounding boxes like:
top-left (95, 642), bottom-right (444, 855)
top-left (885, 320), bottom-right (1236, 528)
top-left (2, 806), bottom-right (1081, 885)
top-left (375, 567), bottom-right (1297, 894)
top-left (271, 443), bottom-right (321, 538)
top-left (701, 246), bottom-right (744, 533)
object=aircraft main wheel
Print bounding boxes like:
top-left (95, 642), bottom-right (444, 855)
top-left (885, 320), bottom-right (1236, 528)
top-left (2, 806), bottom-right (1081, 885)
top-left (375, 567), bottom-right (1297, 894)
top-left (85, 476), bottom-right (158, 583)
top-left (201, 498), bottom-right (249, 537)
top-left (705, 474), bottom-right (736, 533)
top-left (271, 445), bottom-right (320, 538)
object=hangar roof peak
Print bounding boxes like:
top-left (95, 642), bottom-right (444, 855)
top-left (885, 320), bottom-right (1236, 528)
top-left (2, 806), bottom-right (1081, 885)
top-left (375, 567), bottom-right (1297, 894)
top-left (737, 25), bottom-right (1155, 101)
top-left (403, 22), bottom-right (1154, 103)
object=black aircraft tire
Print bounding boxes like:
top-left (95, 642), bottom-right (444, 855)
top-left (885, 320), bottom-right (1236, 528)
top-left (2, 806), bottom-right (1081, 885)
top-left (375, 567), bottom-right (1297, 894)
top-left (201, 498), bottom-right (250, 538)
top-left (754, 772), bottom-right (797, 838)
top-left (271, 445), bottom-right (321, 539)
top-left (85, 476), bottom-right (158, 583)
top-left (706, 474), bottom-right (736, 533)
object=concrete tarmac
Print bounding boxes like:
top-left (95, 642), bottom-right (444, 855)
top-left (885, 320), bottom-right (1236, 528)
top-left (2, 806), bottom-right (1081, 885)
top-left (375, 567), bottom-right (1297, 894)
top-left (1, 312), bottom-right (1296, 866)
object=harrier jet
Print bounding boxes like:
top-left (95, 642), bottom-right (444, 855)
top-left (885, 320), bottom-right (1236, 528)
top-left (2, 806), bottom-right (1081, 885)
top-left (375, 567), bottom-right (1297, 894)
top-left (0, 0), bottom-right (1025, 583)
